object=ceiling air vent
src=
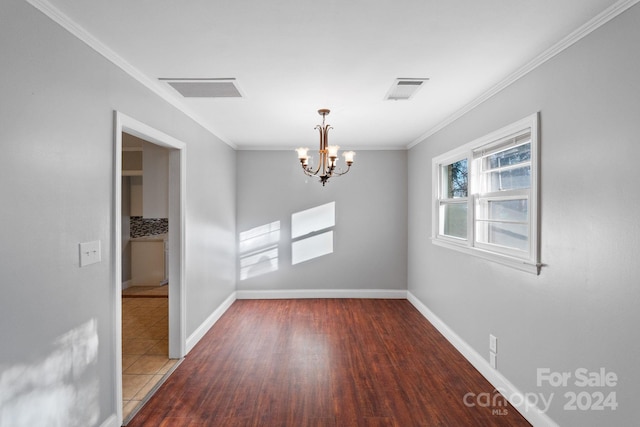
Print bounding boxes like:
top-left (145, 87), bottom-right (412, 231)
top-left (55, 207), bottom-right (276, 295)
top-left (384, 78), bottom-right (429, 101)
top-left (159, 78), bottom-right (244, 98)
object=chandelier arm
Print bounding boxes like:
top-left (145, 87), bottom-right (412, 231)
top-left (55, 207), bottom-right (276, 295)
top-left (315, 125), bottom-right (324, 149)
top-left (329, 165), bottom-right (351, 177)
top-left (323, 126), bottom-right (332, 151)
top-left (302, 161), bottom-right (323, 176)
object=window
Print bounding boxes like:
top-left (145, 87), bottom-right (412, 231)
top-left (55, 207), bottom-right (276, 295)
top-left (432, 113), bottom-right (540, 274)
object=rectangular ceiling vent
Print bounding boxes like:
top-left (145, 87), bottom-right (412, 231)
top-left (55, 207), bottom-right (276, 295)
top-left (159, 78), bottom-right (244, 98)
top-left (384, 78), bottom-right (429, 101)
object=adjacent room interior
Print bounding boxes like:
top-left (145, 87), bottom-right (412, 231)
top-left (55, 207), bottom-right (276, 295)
top-left (2, 1), bottom-right (639, 427)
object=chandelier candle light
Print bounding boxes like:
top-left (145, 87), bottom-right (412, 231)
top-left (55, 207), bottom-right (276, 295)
top-left (296, 109), bottom-right (355, 186)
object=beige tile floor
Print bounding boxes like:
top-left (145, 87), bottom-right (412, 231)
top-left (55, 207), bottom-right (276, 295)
top-left (122, 293), bottom-right (178, 420)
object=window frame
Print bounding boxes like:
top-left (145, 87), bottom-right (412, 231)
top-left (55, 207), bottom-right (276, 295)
top-left (431, 113), bottom-right (541, 274)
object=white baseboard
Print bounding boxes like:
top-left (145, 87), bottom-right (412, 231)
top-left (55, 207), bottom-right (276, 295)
top-left (99, 413), bottom-right (118, 427)
top-left (186, 291), bottom-right (236, 353)
top-left (121, 280), bottom-right (132, 290)
top-left (236, 288), bottom-right (407, 299)
top-left (406, 292), bottom-right (558, 427)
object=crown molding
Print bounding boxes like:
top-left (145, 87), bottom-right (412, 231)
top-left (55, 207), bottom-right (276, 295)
top-left (24, 0), bottom-right (237, 150)
top-left (24, 0), bottom-right (638, 152)
top-left (407, 0), bottom-right (640, 149)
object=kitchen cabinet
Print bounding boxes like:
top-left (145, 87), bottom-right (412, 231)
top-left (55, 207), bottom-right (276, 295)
top-left (122, 147), bottom-right (142, 176)
top-left (142, 141), bottom-right (168, 219)
top-left (122, 133), bottom-right (143, 176)
top-left (122, 134), bottom-right (169, 219)
top-left (131, 235), bottom-right (167, 285)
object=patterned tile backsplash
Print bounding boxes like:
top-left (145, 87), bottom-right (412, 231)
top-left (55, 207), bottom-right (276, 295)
top-left (130, 216), bottom-right (168, 238)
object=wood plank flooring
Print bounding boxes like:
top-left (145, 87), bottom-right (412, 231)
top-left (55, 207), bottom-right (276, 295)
top-left (126, 299), bottom-right (530, 426)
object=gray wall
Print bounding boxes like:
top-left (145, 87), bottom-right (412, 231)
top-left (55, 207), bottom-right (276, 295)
top-left (237, 150), bottom-right (407, 293)
top-left (408, 5), bottom-right (640, 426)
top-left (3, 0), bottom-right (638, 425)
top-left (0, 1), bottom-right (236, 426)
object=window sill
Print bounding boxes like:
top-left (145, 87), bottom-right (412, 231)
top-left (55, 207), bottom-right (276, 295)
top-left (431, 237), bottom-right (541, 275)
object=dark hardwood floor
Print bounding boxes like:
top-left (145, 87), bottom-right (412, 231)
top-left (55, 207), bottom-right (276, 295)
top-left (126, 299), bottom-right (530, 426)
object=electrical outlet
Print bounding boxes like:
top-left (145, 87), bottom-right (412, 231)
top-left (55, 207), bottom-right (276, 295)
top-left (79, 240), bottom-right (101, 267)
top-left (489, 334), bottom-right (498, 353)
top-left (490, 351), bottom-right (497, 369)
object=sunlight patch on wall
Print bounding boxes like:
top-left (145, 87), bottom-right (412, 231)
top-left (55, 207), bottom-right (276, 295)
top-left (291, 202), bottom-right (335, 265)
top-left (292, 202), bottom-right (335, 238)
top-left (0, 319), bottom-right (100, 427)
top-left (292, 231), bottom-right (334, 265)
top-left (239, 221), bottom-right (280, 280)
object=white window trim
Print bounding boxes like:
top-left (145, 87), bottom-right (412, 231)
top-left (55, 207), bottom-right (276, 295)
top-left (432, 113), bottom-right (541, 274)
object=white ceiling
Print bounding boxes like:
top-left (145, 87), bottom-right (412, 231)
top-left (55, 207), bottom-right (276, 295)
top-left (40, 0), bottom-right (622, 149)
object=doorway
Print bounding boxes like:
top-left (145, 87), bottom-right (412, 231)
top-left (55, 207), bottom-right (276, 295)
top-left (113, 111), bottom-right (186, 425)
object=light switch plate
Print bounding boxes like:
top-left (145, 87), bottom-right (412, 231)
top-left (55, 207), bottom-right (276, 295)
top-left (490, 351), bottom-right (497, 369)
top-left (489, 334), bottom-right (498, 353)
top-left (79, 240), bottom-right (101, 267)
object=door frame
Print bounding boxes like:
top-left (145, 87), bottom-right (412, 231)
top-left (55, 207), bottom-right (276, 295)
top-left (113, 111), bottom-right (187, 423)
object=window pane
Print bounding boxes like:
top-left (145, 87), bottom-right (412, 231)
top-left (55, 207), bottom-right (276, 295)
top-left (478, 222), bottom-right (529, 252)
top-left (487, 199), bottom-right (528, 222)
top-left (444, 159), bottom-right (468, 198)
top-left (442, 203), bottom-right (467, 238)
top-left (487, 165), bottom-right (531, 191)
top-left (484, 142), bottom-right (531, 170)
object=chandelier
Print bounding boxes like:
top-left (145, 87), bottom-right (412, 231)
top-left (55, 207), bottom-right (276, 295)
top-left (295, 109), bottom-right (355, 186)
